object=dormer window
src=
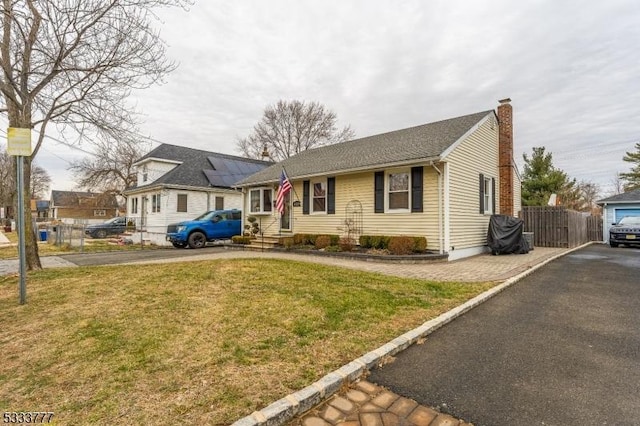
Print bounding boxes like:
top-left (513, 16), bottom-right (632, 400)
top-left (142, 165), bottom-right (148, 182)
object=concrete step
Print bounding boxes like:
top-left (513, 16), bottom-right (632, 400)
top-left (246, 236), bottom-right (283, 250)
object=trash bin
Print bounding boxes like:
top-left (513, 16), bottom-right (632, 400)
top-left (39, 230), bottom-right (48, 241)
top-left (523, 232), bottom-right (534, 251)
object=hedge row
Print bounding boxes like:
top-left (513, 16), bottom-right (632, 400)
top-left (359, 235), bottom-right (427, 254)
top-left (231, 235), bottom-right (253, 244)
top-left (293, 233), bottom-right (340, 246)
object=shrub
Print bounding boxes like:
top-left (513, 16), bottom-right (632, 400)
top-left (232, 236), bottom-right (252, 245)
top-left (339, 237), bottom-right (355, 252)
top-left (369, 235), bottom-right (390, 250)
top-left (328, 234), bottom-right (340, 245)
top-left (359, 235), bottom-right (371, 248)
top-left (281, 237), bottom-right (294, 250)
top-left (413, 236), bottom-right (427, 253)
top-left (315, 235), bottom-right (331, 249)
top-left (293, 234), bottom-right (306, 245)
top-left (388, 236), bottom-right (414, 255)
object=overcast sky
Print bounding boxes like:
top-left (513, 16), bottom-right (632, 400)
top-left (14, 0), bottom-right (640, 197)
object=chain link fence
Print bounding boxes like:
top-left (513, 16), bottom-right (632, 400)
top-left (40, 218), bottom-right (171, 251)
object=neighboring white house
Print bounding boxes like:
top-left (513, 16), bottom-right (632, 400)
top-left (596, 189), bottom-right (640, 243)
top-left (123, 143), bottom-right (271, 245)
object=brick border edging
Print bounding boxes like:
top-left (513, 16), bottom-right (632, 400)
top-left (231, 243), bottom-right (591, 426)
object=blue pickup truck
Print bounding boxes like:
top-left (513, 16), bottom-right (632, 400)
top-left (166, 209), bottom-right (242, 249)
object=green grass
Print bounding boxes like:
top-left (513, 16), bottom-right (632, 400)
top-left (0, 258), bottom-right (494, 425)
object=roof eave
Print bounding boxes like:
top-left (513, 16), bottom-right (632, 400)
top-left (235, 156), bottom-right (442, 187)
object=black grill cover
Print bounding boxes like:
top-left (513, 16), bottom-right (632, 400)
top-left (487, 215), bottom-right (530, 255)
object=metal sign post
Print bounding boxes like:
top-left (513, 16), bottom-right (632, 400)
top-left (7, 127), bottom-right (32, 305)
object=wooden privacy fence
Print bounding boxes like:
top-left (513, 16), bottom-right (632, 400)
top-left (520, 206), bottom-right (602, 248)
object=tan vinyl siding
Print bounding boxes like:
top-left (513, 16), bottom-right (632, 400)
top-left (513, 166), bottom-right (522, 217)
top-left (446, 118), bottom-right (499, 251)
top-left (284, 169), bottom-right (442, 251)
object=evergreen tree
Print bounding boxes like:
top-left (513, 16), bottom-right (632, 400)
top-left (620, 142), bottom-right (640, 191)
top-left (521, 147), bottom-right (577, 206)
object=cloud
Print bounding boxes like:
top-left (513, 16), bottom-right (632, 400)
top-left (24, 0), bottom-right (640, 197)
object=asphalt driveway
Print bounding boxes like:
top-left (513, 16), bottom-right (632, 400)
top-left (368, 244), bottom-right (640, 426)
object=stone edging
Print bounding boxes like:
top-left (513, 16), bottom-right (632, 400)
top-left (225, 244), bottom-right (449, 264)
top-left (231, 242), bottom-right (591, 426)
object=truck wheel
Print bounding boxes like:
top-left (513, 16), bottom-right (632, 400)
top-left (172, 242), bottom-right (187, 249)
top-left (188, 232), bottom-right (206, 249)
top-left (609, 242), bottom-right (618, 248)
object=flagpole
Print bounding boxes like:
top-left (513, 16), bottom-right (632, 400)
top-left (281, 166), bottom-right (301, 203)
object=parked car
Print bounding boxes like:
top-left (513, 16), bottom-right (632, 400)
top-left (85, 216), bottom-right (128, 239)
top-left (609, 216), bottom-right (640, 247)
top-left (166, 209), bottom-right (242, 249)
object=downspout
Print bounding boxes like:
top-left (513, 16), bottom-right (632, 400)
top-left (430, 161), bottom-right (444, 255)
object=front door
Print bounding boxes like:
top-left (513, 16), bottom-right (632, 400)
top-left (280, 192), bottom-right (292, 232)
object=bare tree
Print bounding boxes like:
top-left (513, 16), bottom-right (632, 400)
top-left (0, 0), bottom-right (191, 270)
top-left (0, 147), bottom-right (13, 213)
top-left (1, 143), bottom-right (50, 207)
top-left (30, 165), bottom-right (51, 199)
top-left (69, 137), bottom-right (150, 196)
top-left (577, 180), bottom-right (600, 213)
top-left (609, 173), bottom-right (625, 196)
top-left (237, 100), bottom-right (355, 161)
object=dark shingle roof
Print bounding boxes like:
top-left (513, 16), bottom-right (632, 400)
top-left (131, 144), bottom-right (271, 190)
top-left (51, 190), bottom-right (117, 207)
top-left (597, 189), bottom-right (640, 204)
top-left (236, 110), bottom-right (493, 186)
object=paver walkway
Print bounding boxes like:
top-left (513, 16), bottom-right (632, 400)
top-left (122, 246), bottom-right (566, 283)
top-left (289, 380), bottom-right (472, 426)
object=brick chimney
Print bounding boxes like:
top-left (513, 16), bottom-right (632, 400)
top-left (497, 98), bottom-right (514, 216)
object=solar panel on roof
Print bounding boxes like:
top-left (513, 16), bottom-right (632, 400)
top-left (203, 156), bottom-right (268, 187)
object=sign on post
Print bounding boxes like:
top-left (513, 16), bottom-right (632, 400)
top-left (7, 127), bottom-right (32, 156)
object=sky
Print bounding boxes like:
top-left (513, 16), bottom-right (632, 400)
top-left (10, 0), bottom-right (640, 197)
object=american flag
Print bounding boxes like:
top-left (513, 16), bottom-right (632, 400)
top-left (275, 169), bottom-right (292, 215)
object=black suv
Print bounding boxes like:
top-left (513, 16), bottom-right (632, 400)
top-left (85, 216), bottom-right (129, 239)
top-left (609, 216), bottom-right (640, 247)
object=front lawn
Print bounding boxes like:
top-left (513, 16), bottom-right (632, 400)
top-left (0, 259), bottom-right (494, 425)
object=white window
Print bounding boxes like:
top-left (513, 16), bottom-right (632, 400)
top-left (312, 181), bottom-right (326, 213)
top-left (151, 193), bottom-right (161, 213)
top-left (131, 197), bottom-right (138, 214)
top-left (93, 209), bottom-right (106, 217)
top-left (387, 171), bottom-right (410, 211)
top-left (482, 176), bottom-right (494, 214)
top-left (142, 165), bottom-right (148, 183)
top-left (250, 188), bottom-right (273, 214)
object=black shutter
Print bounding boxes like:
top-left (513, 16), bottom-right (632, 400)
top-left (479, 173), bottom-right (485, 214)
top-left (491, 177), bottom-right (496, 214)
top-left (374, 171), bottom-right (384, 213)
top-left (411, 166), bottom-right (423, 213)
top-left (327, 177), bottom-right (335, 214)
top-left (303, 180), bottom-right (310, 215)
